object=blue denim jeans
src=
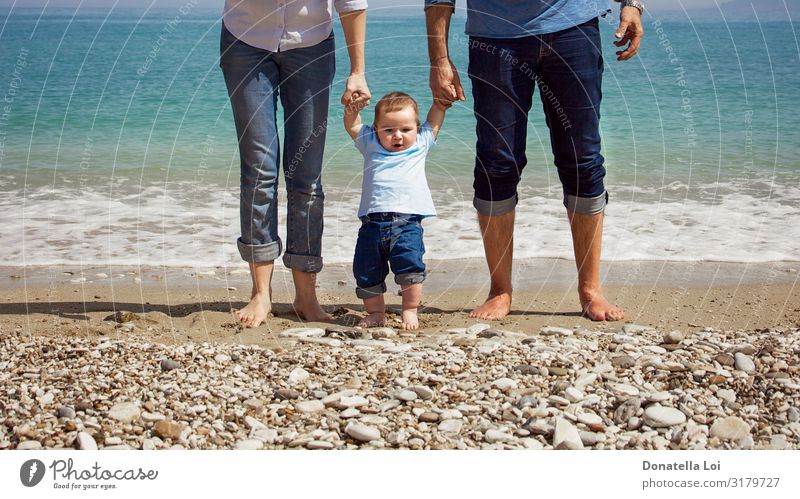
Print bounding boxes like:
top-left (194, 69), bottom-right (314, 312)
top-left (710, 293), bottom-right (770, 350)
top-left (353, 213), bottom-right (426, 299)
top-left (468, 18), bottom-right (607, 216)
top-left (220, 23), bottom-right (334, 272)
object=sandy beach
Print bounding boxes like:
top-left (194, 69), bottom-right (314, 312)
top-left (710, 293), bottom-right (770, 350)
top-left (1, 259), bottom-right (799, 451)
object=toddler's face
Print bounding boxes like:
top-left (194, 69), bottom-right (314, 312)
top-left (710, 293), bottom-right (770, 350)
top-left (375, 106), bottom-right (418, 152)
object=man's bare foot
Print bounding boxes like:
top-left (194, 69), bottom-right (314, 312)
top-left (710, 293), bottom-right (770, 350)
top-left (292, 299), bottom-right (332, 322)
top-left (580, 289), bottom-right (624, 321)
top-left (235, 292), bottom-right (271, 327)
top-left (469, 292), bottom-right (512, 320)
top-left (401, 309), bottom-right (419, 330)
top-left (359, 312), bottom-right (385, 327)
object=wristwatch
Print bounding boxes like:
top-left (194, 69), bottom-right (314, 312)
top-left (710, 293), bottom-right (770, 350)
top-left (615, 0), bottom-right (644, 15)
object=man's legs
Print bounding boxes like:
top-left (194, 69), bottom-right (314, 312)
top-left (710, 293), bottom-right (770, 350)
top-left (569, 210), bottom-right (624, 321)
top-left (470, 210), bottom-right (515, 320)
top-left (277, 36), bottom-right (336, 321)
top-left (467, 36), bottom-right (537, 320)
top-left (538, 18), bottom-right (624, 321)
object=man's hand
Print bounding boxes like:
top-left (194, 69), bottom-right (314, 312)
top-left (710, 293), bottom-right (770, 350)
top-left (429, 56), bottom-right (465, 109)
top-left (614, 6), bottom-right (644, 61)
top-left (341, 72), bottom-right (371, 108)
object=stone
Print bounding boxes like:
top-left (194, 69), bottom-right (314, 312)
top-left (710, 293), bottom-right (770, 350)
top-left (788, 407), bottom-right (799, 423)
top-left (553, 418), bottom-right (583, 450)
top-left (710, 417), bottom-right (750, 441)
top-left (769, 434), bottom-right (789, 450)
top-left (643, 404), bottom-right (687, 428)
top-left (614, 398), bottom-right (641, 425)
top-left (577, 412), bottom-right (603, 426)
top-left (252, 429), bottom-right (278, 444)
top-left (410, 386), bottom-right (434, 400)
top-left (279, 327), bottom-right (325, 338)
top-left (295, 400), bottom-right (325, 413)
top-left (612, 355), bottom-right (636, 368)
top-left (492, 377), bottom-right (517, 392)
top-left (275, 388), bottom-right (301, 400)
top-left (622, 324), bottom-right (652, 334)
top-left (734, 353), bottom-right (755, 373)
top-left (540, 326), bottom-right (573, 336)
top-left (715, 353), bottom-right (735, 366)
top-left (141, 412), bottom-right (166, 423)
top-left (369, 327), bottom-right (397, 339)
top-left (339, 396), bottom-right (369, 408)
top-left (108, 402), bottom-right (140, 423)
top-left (160, 359), bottom-right (180, 371)
top-left (716, 389), bottom-right (736, 405)
top-left (485, 429), bottom-right (513, 444)
top-left (288, 367), bottom-right (310, 384)
top-left (610, 383), bottom-right (640, 397)
top-left (345, 422), bottom-right (381, 442)
top-left (547, 367), bottom-right (569, 376)
top-left (76, 432), bottom-right (97, 450)
top-left (395, 390), bottom-right (418, 402)
top-left (153, 420), bottom-right (184, 440)
top-left (307, 440), bottom-right (334, 450)
top-left (57, 406), bottom-right (76, 419)
top-left (438, 419), bottom-right (463, 434)
top-left (663, 330), bottom-right (686, 344)
top-left (17, 441), bottom-right (42, 450)
top-left (563, 387), bottom-right (583, 403)
top-left (419, 412), bottom-right (439, 423)
top-left (244, 416), bottom-right (267, 431)
top-left (517, 396), bottom-right (537, 409)
top-left (522, 438), bottom-right (544, 450)
top-left (580, 431), bottom-right (605, 446)
top-left (235, 439), bottom-right (264, 450)
top-left (466, 323), bottom-right (491, 335)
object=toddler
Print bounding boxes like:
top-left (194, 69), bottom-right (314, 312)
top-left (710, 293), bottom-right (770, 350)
top-left (343, 91), bottom-right (446, 329)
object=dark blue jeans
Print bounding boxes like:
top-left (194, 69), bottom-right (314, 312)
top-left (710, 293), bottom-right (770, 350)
top-left (220, 23), bottom-right (334, 272)
top-left (468, 18), bottom-right (607, 216)
top-left (353, 213), bottom-right (426, 299)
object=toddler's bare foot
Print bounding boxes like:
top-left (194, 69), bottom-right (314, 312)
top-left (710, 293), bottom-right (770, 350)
top-left (235, 292), bottom-right (271, 327)
top-left (359, 312), bottom-right (385, 327)
top-left (401, 309), bottom-right (419, 330)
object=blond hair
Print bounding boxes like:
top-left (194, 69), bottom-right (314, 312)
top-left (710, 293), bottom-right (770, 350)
top-left (374, 91), bottom-right (419, 126)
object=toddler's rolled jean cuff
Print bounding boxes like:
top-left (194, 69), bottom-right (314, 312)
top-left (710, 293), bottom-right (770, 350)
top-left (283, 253), bottom-right (323, 273)
top-left (564, 191), bottom-right (608, 214)
top-left (237, 237), bottom-right (282, 263)
top-left (356, 283), bottom-right (387, 299)
top-left (395, 272), bottom-right (425, 286)
top-left (473, 193), bottom-right (518, 217)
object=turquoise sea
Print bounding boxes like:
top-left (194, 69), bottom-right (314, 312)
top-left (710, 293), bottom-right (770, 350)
top-left (1, 7), bottom-right (798, 266)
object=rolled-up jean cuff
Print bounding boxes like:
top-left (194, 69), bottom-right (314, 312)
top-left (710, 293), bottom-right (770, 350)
top-left (237, 237), bottom-right (282, 263)
top-left (473, 194), bottom-right (518, 216)
top-left (395, 272), bottom-right (425, 285)
top-left (564, 191), bottom-right (608, 214)
top-left (282, 253), bottom-right (323, 273)
top-left (355, 283), bottom-right (387, 299)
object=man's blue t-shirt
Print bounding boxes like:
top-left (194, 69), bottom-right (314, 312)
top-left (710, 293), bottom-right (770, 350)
top-left (425, 0), bottom-right (609, 38)
top-left (354, 122), bottom-right (437, 219)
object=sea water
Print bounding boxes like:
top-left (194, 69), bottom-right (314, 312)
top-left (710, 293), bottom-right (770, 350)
top-left (0, 7), bottom-right (798, 266)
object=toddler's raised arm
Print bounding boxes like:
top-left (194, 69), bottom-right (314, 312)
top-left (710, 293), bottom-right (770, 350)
top-left (344, 100), bottom-right (365, 140)
top-left (426, 101), bottom-right (448, 139)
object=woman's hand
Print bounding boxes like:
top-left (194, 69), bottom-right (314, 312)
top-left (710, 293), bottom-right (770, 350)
top-left (341, 72), bottom-right (371, 108)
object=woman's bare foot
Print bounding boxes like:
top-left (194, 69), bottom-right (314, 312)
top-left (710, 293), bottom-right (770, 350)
top-left (580, 289), bottom-right (624, 321)
top-left (401, 309), bottom-right (419, 330)
top-left (469, 292), bottom-right (512, 320)
top-left (235, 292), bottom-right (271, 327)
top-left (291, 270), bottom-right (332, 322)
top-left (359, 312), bottom-right (385, 327)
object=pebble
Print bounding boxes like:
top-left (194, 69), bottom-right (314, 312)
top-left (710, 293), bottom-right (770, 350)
top-left (17, 441), bottom-right (42, 450)
top-left (565, 387), bottom-right (584, 403)
top-left (663, 330), bottom-right (686, 344)
top-left (466, 323), bottom-right (491, 335)
top-left (76, 432), bottom-right (97, 450)
top-left (57, 406), bottom-right (76, 419)
top-left (296, 400), bottom-right (325, 413)
top-left (108, 402), bottom-right (140, 423)
top-left (235, 439), bottom-right (264, 450)
top-left (153, 420), bottom-right (184, 440)
top-left (160, 359), bottom-right (181, 371)
top-left (307, 440), bottom-right (334, 450)
top-left (577, 412), bottom-right (603, 426)
top-left (419, 412), bottom-right (439, 423)
top-left (410, 386), bottom-right (434, 400)
top-left (553, 418), bottom-right (583, 450)
top-left (485, 429), bottom-right (513, 444)
top-left (395, 390), bottom-right (418, 402)
top-left (279, 328), bottom-right (325, 338)
top-left (643, 404), bottom-right (687, 428)
top-left (734, 353), bottom-right (756, 373)
top-left (788, 407), bottom-right (799, 423)
top-left (438, 419), bottom-right (463, 434)
top-left (710, 416), bottom-right (750, 441)
top-left (288, 367), bottom-right (310, 384)
top-left (612, 355), bottom-right (636, 368)
top-left (623, 324), bottom-right (652, 334)
top-left (345, 422), bottom-right (381, 442)
top-left (492, 377), bottom-right (517, 392)
top-left (275, 388), bottom-right (301, 400)
top-left (610, 383), bottom-right (640, 397)
top-left (540, 326), bottom-right (573, 337)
